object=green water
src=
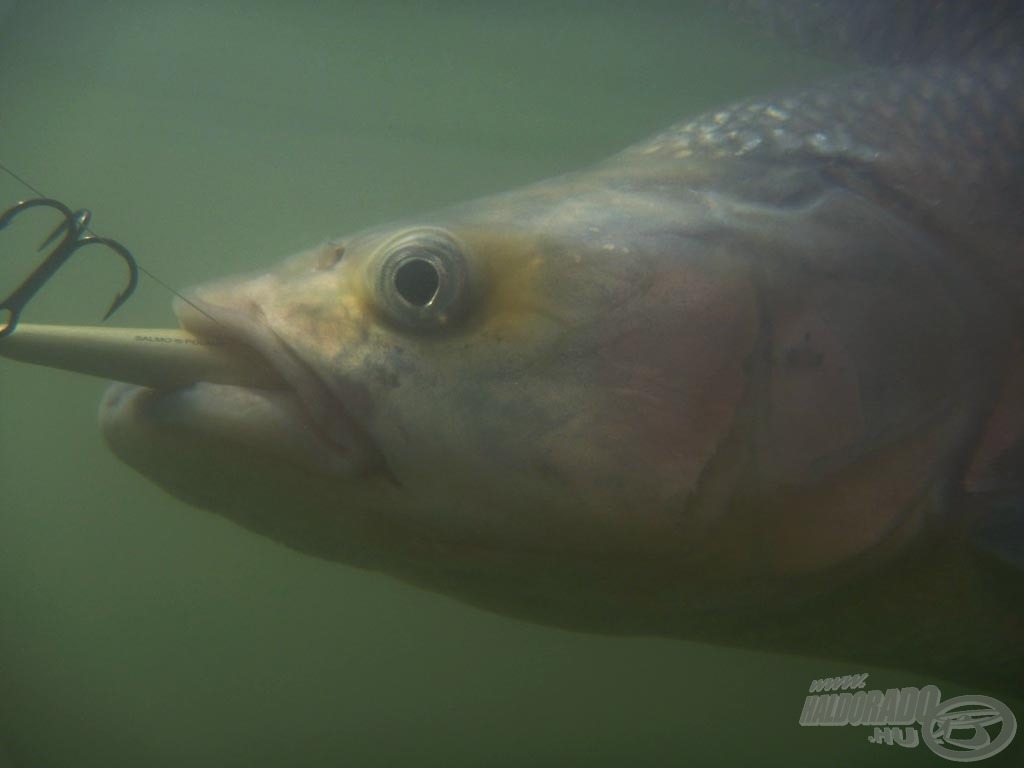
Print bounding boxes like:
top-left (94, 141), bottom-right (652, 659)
top-left (0, 2), bottom-right (1020, 766)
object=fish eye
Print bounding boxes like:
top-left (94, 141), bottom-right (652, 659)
top-left (375, 230), bottom-right (468, 330)
top-left (394, 258), bottom-right (439, 307)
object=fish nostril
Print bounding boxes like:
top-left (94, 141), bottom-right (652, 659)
top-left (316, 243), bottom-right (346, 271)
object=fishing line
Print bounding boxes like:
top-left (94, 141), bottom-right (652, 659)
top-left (0, 159), bottom-right (223, 326)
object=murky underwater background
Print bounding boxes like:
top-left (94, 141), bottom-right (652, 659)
top-left (0, 1), bottom-right (1020, 766)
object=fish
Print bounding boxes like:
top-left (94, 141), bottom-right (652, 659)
top-left (12, 1), bottom-right (1024, 694)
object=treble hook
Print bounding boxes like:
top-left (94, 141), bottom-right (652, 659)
top-left (0, 197), bottom-right (139, 338)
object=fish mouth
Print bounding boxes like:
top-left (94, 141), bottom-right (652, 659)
top-left (100, 298), bottom-right (381, 478)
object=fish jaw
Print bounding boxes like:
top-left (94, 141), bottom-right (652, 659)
top-left (97, 263), bottom-right (412, 568)
top-left (99, 376), bottom-right (408, 568)
top-left (100, 277), bottom-right (383, 480)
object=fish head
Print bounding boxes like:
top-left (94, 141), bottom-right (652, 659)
top-left (99, 167), bottom-right (769, 622)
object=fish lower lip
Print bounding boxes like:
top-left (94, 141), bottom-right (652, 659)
top-left (171, 299), bottom-right (373, 468)
top-left (108, 380), bottom-right (364, 476)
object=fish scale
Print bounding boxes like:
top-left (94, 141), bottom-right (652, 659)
top-left (623, 52), bottom-right (1024, 316)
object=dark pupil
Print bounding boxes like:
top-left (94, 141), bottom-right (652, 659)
top-left (395, 258), bottom-right (440, 307)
